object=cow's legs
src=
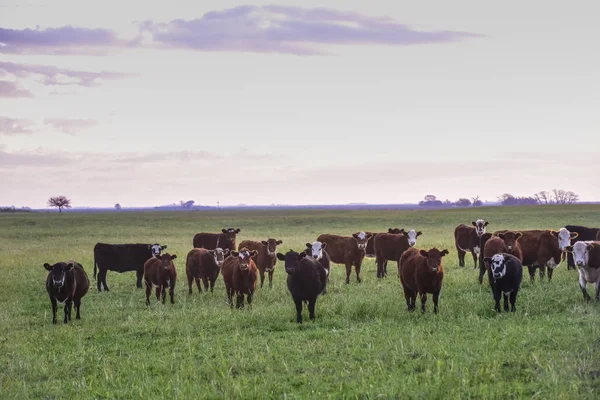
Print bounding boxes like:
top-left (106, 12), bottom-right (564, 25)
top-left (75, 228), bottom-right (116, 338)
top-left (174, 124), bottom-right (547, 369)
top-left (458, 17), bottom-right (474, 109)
top-left (226, 286), bottom-right (234, 308)
top-left (236, 293), bottom-right (244, 309)
top-left (493, 288), bottom-right (501, 312)
top-left (595, 280), bottom-right (600, 301)
top-left (383, 260), bottom-right (388, 277)
top-left (294, 298), bottom-right (303, 323)
top-left (355, 263), bottom-right (362, 283)
top-left (259, 271), bottom-right (265, 288)
top-left (161, 286), bottom-right (166, 304)
top-left (247, 292), bottom-right (253, 309)
top-left (308, 297), bottom-right (316, 321)
top-left (268, 270), bottom-right (274, 289)
top-left (503, 293), bottom-right (509, 312)
top-left (155, 287), bottom-right (160, 300)
top-left (471, 251), bottom-right (478, 269)
top-left (403, 287), bottom-right (415, 311)
top-left (509, 290), bottom-right (518, 312)
top-left (478, 263), bottom-right (487, 285)
top-left (169, 284), bottom-right (175, 304)
top-left (50, 296), bottom-right (58, 324)
top-left (579, 270), bottom-right (590, 301)
top-left (547, 267), bottom-right (554, 281)
top-left (145, 283), bottom-right (152, 306)
top-left (538, 264), bottom-right (546, 281)
top-left (64, 299), bottom-right (72, 324)
top-left (74, 297), bottom-right (82, 319)
top-left (97, 268), bottom-right (109, 291)
top-left (201, 277), bottom-right (209, 292)
top-left (527, 265), bottom-right (536, 283)
top-left (136, 270), bottom-right (143, 289)
top-left (375, 258), bottom-right (383, 278)
top-left (345, 263), bottom-right (352, 284)
top-left (419, 292), bottom-right (427, 313)
top-left (432, 290), bottom-right (441, 314)
top-left (209, 278), bottom-right (216, 293)
top-left (456, 245), bottom-right (465, 267)
top-left (187, 274), bottom-right (194, 294)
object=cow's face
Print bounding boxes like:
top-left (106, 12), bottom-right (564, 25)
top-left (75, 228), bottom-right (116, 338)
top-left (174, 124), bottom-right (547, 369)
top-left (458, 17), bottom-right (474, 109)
top-left (305, 241), bottom-right (327, 260)
top-left (44, 262), bottom-right (74, 290)
top-left (277, 250), bottom-right (306, 274)
top-left (155, 253), bottom-right (177, 270)
top-left (221, 228), bottom-right (241, 243)
top-left (148, 243), bottom-right (167, 257)
top-left (484, 253), bottom-right (508, 280)
top-left (565, 241), bottom-right (594, 268)
top-left (261, 238), bottom-right (283, 257)
top-left (553, 228), bottom-right (578, 251)
top-left (352, 231), bottom-right (372, 250)
top-left (497, 231), bottom-right (522, 253)
top-left (208, 248), bottom-right (229, 267)
top-left (406, 229), bottom-right (422, 247)
top-left (472, 219), bottom-right (489, 237)
top-left (418, 248), bottom-right (449, 272)
top-left (388, 228), bottom-right (406, 235)
top-left (231, 248), bottom-right (257, 270)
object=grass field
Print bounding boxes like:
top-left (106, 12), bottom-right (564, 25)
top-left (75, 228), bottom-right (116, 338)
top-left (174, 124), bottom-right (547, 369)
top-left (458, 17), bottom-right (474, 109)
top-left (1, 205), bottom-right (600, 399)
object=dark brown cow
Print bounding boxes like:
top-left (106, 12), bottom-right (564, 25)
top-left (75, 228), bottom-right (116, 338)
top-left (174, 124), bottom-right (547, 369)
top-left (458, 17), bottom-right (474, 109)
top-left (365, 228), bottom-right (405, 257)
top-left (222, 248), bottom-right (258, 308)
top-left (186, 248), bottom-right (229, 294)
top-left (316, 232), bottom-right (372, 284)
top-left (374, 232), bottom-right (411, 278)
top-left (399, 247), bottom-right (448, 314)
top-left (44, 260), bottom-right (90, 324)
top-left (238, 238), bottom-right (283, 289)
top-left (454, 219), bottom-right (489, 268)
top-left (480, 234), bottom-right (523, 284)
top-left (192, 228), bottom-right (241, 252)
top-left (144, 253), bottom-right (177, 305)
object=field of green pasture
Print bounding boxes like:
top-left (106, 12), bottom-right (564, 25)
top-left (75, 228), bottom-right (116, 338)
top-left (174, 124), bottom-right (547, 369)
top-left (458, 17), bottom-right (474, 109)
top-left (1, 205), bottom-right (600, 399)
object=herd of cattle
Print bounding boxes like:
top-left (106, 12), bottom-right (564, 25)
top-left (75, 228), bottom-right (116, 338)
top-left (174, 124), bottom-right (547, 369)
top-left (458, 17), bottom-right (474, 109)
top-left (43, 223), bottom-right (600, 324)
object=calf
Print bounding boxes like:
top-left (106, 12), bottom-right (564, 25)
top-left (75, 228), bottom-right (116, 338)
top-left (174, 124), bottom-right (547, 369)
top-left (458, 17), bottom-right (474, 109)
top-left (186, 248), bottom-right (229, 294)
top-left (399, 247), bottom-right (448, 314)
top-left (365, 228), bottom-right (405, 257)
top-left (238, 238), bottom-right (283, 289)
top-left (483, 253), bottom-right (523, 312)
top-left (222, 248), bottom-right (258, 308)
top-left (144, 253), bottom-right (177, 305)
top-left (305, 241), bottom-right (331, 293)
top-left (565, 241), bottom-right (600, 301)
top-left (44, 260), bottom-right (90, 324)
top-left (316, 232), bottom-right (372, 284)
top-left (454, 219), bottom-right (489, 268)
top-left (481, 236), bottom-right (508, 284)
top-left (564, 225), bottom-right (599, 270)
top-left (193, 228), bottom-right (241, 252)
top-left (277, 250), bottom-right (327, 323)
top-left (374, 232), bottom-right (411, 278)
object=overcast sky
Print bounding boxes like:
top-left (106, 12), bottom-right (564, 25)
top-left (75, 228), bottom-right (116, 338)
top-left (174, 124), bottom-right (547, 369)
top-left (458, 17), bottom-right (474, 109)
top-left (1, 0), bottom-right (598, 208)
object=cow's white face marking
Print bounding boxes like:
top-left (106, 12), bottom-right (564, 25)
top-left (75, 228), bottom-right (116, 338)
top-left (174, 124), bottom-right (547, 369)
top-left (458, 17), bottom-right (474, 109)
top-left (357, 231), bottom-right (366, 240)
top-left (238, 249), bottom-right (252, 269)
top-left (213, 248), bottom-right (227, 266)
top-left (489, 254), bottom-right (507, 279)
top-left (309, 241), bottom-right (324, 260)
top-left (474, 219), bottom-right (488, 237)
top-left (406, 229), bottom-right (420, 247)
top-left (556, 228), bottom-right (573, 251)
top-left (355, 231), bottom-right (368, 249)
top-left (150, 244), bottom-right (163, 256)
top-left (572, 241), bottom-right (592, 268)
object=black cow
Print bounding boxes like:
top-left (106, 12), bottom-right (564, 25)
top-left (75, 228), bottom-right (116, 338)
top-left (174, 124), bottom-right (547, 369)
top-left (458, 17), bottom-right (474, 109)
top-left (483, 253), bottom-right (523, 312)
top-left (564, 225), bottom-right (600, 270)
top-left (44, 260), bottom-right (90, 324)
top-left (305, 241), bottom-right (331, 294)
top-left (277, 250), bottom-right (327, 323)
top-left (93, 243), bottom-right (166, 291)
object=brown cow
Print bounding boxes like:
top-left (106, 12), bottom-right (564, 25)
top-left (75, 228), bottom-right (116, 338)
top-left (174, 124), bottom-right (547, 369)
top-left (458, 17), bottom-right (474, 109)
top-left (480, 233), bottom-right (523, 284)
top-left (454, 219), bottom-right (489, 268)
top-left (316, 232), bottom-right (372, 284)
top-left (399, 247), bottom-right (448, 314)
top-left (44, 260), bottom-right (90, 324)
top-left (186, 247), bottom-right (229, 294)
top-left (222, 248), bottom-right (259, 308)
top-left (365, 228), bottom-right (405, 257)
top-left (144, 253), bottom-right (177, 305)
top-left (238, 238), bottom-right (283, 289)
top-left (374, 232), bottom-right (411, 278)
top-left (192, 228), bottom-right (241, 252)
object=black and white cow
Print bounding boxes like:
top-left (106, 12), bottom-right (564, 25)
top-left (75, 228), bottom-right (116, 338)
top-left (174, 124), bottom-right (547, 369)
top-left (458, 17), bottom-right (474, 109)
top-left (565, 241), bottom-right (600, 301)
top-left (305, 241), bottom-right (331, 293)
top-left (483, 253), bottom-right (523, 312)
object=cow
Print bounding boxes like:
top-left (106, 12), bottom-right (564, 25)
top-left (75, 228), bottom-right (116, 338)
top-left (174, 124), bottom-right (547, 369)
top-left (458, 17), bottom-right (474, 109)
top-left (483, 253), bottom-right (523, 312)
top-left (93, 242), bottom-right (167, 291)
top-left (144, 253), bottom-right (177, 306)
top-left (565, 241), bottom-right (600, 301)
top-left (237, 238), bottom-right (283, 289)
top-left (192, 228), bottom-right (241, 252)
top-left (374, 232), bottom-right (411, 278)
top-left (454, 219), bottom-right (489, 268)
top-left (222, 248), bottom-right (258, 309)
top-left (564, 225), bottom-right (599, 270)
top-left (316, 232), bottom-right (372, 284)
top-left (44, 260), bottom-right (90, 324)
top-left (399, 247), bottom-right (448, 314)
top-left (185, 248), bottom-right (229, 294)
top-left (365, 228), bottom-right (406, 257)
top-left (481, 236), bottom-right (508, 284)
top-left (277, 250), bottom-right (328, 323)
top-left (305, 241), bottom-right (331, 293)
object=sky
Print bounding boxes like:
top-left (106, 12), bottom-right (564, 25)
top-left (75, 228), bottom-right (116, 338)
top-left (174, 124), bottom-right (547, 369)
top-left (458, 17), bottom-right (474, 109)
top-left (1, 0), bottom-right (599, 208)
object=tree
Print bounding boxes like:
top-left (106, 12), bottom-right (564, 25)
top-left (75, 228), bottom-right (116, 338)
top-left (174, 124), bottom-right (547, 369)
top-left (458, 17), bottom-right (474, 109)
top-left (534, 191), bottom-right (550, 205)
top-left (114, 203), bottom-right (121, 210)
top-left (455, 198), bottom-right (472, 207)
top-left (471, 195), bottom-right (483, 207)
top-left (180, 200), bottom-right (195, 209)
top-left (48, 195), bottom-right (71, 213)
top-left (424, 194), bottom-right (437, 202)
top-left (552, 189), bottom-right (579, 204)
top-left (419, 195), bottom-right (443, 207)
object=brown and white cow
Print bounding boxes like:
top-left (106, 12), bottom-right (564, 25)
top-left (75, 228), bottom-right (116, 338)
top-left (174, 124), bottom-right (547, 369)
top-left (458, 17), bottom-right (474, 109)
top-left (237, 238), bottom-right (283, 289)
top-left (185, 247), bottom-right (229, 294)
top-left (365, 228), bottom-right (406, 257)
top-left (316, 232), bottom-right (372, 284)
top-left (192, 228), bottom-right (241, 252)
top-left (399, 247), bottom-right (448, 314)
top-left (144, 253), bottom-right (177, 305)
top-left (565, 241), bottom-right (600, 301)
top-left (373, 232), bottom-right (411, 278)
top-left (454, 219), bottom-right (489, 268)
top-left (222, 248), bottom-right (258, 308)
top-left (44, 260), bottom-right (90, 324)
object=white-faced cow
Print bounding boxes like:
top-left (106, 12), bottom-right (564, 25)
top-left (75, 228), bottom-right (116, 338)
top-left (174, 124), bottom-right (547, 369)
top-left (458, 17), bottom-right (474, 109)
top-left (483, 253), bottom-right (523, 312)
top-left (564, 225), bottom-right (598, 270)
top-left (316, 232), bottom-right (372, 284)
top-left (454, 219), bottom-right (489, 268)
top-left (305, 241), bottom-right (331, 293)
top-left (565, 241), bottom-right (600, 301)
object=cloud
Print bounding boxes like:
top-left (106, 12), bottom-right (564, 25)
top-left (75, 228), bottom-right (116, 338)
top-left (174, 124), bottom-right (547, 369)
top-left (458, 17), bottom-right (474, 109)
top-left (0, 116), bottom-right (35, 135)
top-left (0, 61), bottom-right (137, 87)
top-left (113, 151), bottom-right (222, 164)
top-left (44, 118), bottom-right (99, 135)
top-left (138, 5), bottom-right (481, 55)
top-left (0, 147), bottom-right (70, 167)
top-left (0, 80), bottom-right (33, 97)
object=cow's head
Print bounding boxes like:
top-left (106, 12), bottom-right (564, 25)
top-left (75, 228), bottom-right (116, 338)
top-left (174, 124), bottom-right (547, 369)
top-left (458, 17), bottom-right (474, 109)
top-left (261, 238), bottom-right (283, 257)
top-left (565, 241), bottom-right (595, 268)
top-left (472, 219), bottom-right (489, 237)
top-left (305, 241), bottom-right (327, 260)
top-left (208, 248), bottom-right (229, 267)
top-left (388, 228), bottom-right (406, 235)
top-left (483, 253), bottom-right (508, 280)
top-left (221, 228), bottom-right (241, 244)
top-left (44, 261), bottom-right (74, 290)
top-left (552, 228), bottom-right (578, 251)
top-left (154, 253), bottom-right (177, 270)
top-left (497, 231), bottom-right (522, 253)
top-left (148, 243), bottom-right (167, 257)
top-left (418, 248), bottom-right (449, 272)
top-left (230, 248), bottom-right (257, 270)
top-left (352, 231), bottom-right (372, 250)
top-left (405, 229), bottom-right (423, 247)
top-left (277, 250), bottom-right (307, 274)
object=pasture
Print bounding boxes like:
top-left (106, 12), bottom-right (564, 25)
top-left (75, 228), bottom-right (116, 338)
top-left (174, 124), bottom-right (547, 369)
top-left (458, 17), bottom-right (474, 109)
top-left (1, 205), bottom-right (599, 399)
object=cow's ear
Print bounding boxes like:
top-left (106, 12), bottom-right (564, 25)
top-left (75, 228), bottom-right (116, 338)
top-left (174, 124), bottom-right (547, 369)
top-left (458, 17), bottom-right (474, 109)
top-left (261, 241), bottom-right (268, 246)
top-left (276, 240), bottom-right (283, 245)
top-left (250, 250), bottom-right (258, 257)
top-left (571, 232), bottom-right (579, 239)
top-left (298, 252), bottom-right (307, 260)
top-left (587, 243), bottom-right (595, 250)
top-left (352, 233), bottom-right (359, 239)
top-left (223, 248), bottom-right (230, 255)
top-left (147, 245), bottom-right (152, 250)
top-left (484, 221), bottom-right (489, 226)
top-left (208, 250), bottom-right (216, 256)
top-left (388, 228), bottom-right (394, 233)
top-left (440, 249), bottom-right (449, 256)
top-left (66, 262), bottom-right (75, 270)
top-left (43, 263), bottom-right (52, 271)
top-left (305, 242), bottom-right (312, 248)
top-left (222, 229), bottom-right (227, 234)
top-left (515, 232), bottom-right (523, 239)
top-left (276, 253), bottom-right (285, 261)
top-left (498, 233), bottom-right (505, 239)
top-left (416, 231), bottom-right (423, 236)
top-left (471, 221), bottom-right (477, 226)
top-left (564, 246), bottom-right (573, 253)
top-left (551, 230), bottom-right (559, 238)
top-left (399, 229), bottom-right (407, 234)
top-left (230, 251), bottom-right (239, 257)
top-left (235, 228), bottom-right (241, 233)
top-left (483, 257), bottom-right (492, 264)
top-left (322, 242), bottom-right (327, 249)
top-left (365, 233), bottom-right (373, 239)
top-left (170, 254), bottom-right (177, 260)
top-left (161, 245), bottom-right (167, 250)
top-left (419, 250), bottom-right (428, 257)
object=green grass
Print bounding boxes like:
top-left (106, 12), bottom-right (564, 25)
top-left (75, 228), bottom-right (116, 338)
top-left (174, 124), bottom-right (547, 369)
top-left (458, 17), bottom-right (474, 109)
top-left (1, 205), bottom-right (599, 399)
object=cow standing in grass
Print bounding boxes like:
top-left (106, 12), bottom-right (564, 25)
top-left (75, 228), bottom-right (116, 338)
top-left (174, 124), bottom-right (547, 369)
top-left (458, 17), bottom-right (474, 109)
top-left (305, 241), bottom-right (331, 293)
top-left (565, 241), bottom-right (600, 301)
top-left (144, 253), bottom-right (178, 305)
top-left (44, 260), bottom-right (90, 324)
top-left (480, 232), bottom-right (523, 284)
top-left (399, 247), bottom-right (448, 314)
top-left (454, 219), bottom-right (489, 268)
top-left (186, 248), bottom-right (229, 294)
top-left (222, 248), bottom-right (258, 309)
top-left (564, 225), bottom-right (598, 270)
top-left (237, 238), bottom-right (283, 289)
top-left (193, 228), bottom-right (241, 252)
top-left (374, 232), bottom-right (412, 278)
top-left (316, 232), bottom-right (372, 284)
top-left (483, 253), bottom-right (523, 312)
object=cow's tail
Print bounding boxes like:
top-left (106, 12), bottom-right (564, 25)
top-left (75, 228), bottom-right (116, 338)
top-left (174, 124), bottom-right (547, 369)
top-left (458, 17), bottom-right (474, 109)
top-left (93, 255), bottom-right (97, 279)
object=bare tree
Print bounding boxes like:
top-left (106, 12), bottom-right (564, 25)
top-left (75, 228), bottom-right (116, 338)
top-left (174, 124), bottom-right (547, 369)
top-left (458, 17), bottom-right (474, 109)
top-left (565, 191), bottom-right (579, 204)
top-left (115, 203), bottom-right (121, 210)
top-left (534, 191), bottom-right (550, 205)
top-left (455, 198), bottom-right (472, 207)
top-left (472, 195), bottom-right (483, 207)
top-left (47, 195), bottom-right (71, 213)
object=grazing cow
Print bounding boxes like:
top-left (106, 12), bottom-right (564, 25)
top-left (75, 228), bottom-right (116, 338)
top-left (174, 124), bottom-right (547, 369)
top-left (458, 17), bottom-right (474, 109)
top-left (374, 232), bottom-right (411, 278)
top-left (365, 228), bottom-right (406, 257)
top-left (565, 241), bottom-right (600, 301)
top-left (399, 247), bottom-right (448, 314)
top-left (44, 260), bottom-right (90, 324)
top-left (93, 242), bottom-right (167, 291)
top-left (454, 220), bottom-right (489, 268)
top-left (192, 228), bottom-right (241, 252)
top-left (185, 248), bottom-right (229, 294)
top-left (237, 238), bottom-right (283, 289)
top-left (564, 225), bottom-right (599, 270)
top-left (316, 232), bottom-right (372, 284)
top-left (144, 253), bottom-right (177, 305)
top-left (277, 250), bottom-right (327, 323)
top-left (222, 248), bottom-right (258, 308)
top-left (305, 241), bottom-right (331, 293)
top-left (483, 253), bottom-right (523, 312)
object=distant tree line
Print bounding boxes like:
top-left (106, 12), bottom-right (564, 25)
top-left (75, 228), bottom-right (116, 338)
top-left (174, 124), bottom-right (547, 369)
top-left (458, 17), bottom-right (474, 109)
top-left (0, 206), bottom-right (31, 213)
top-left (419, 195), bottom-right (483, 207)
top-left (419, 189), bottom-right (579, 208)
